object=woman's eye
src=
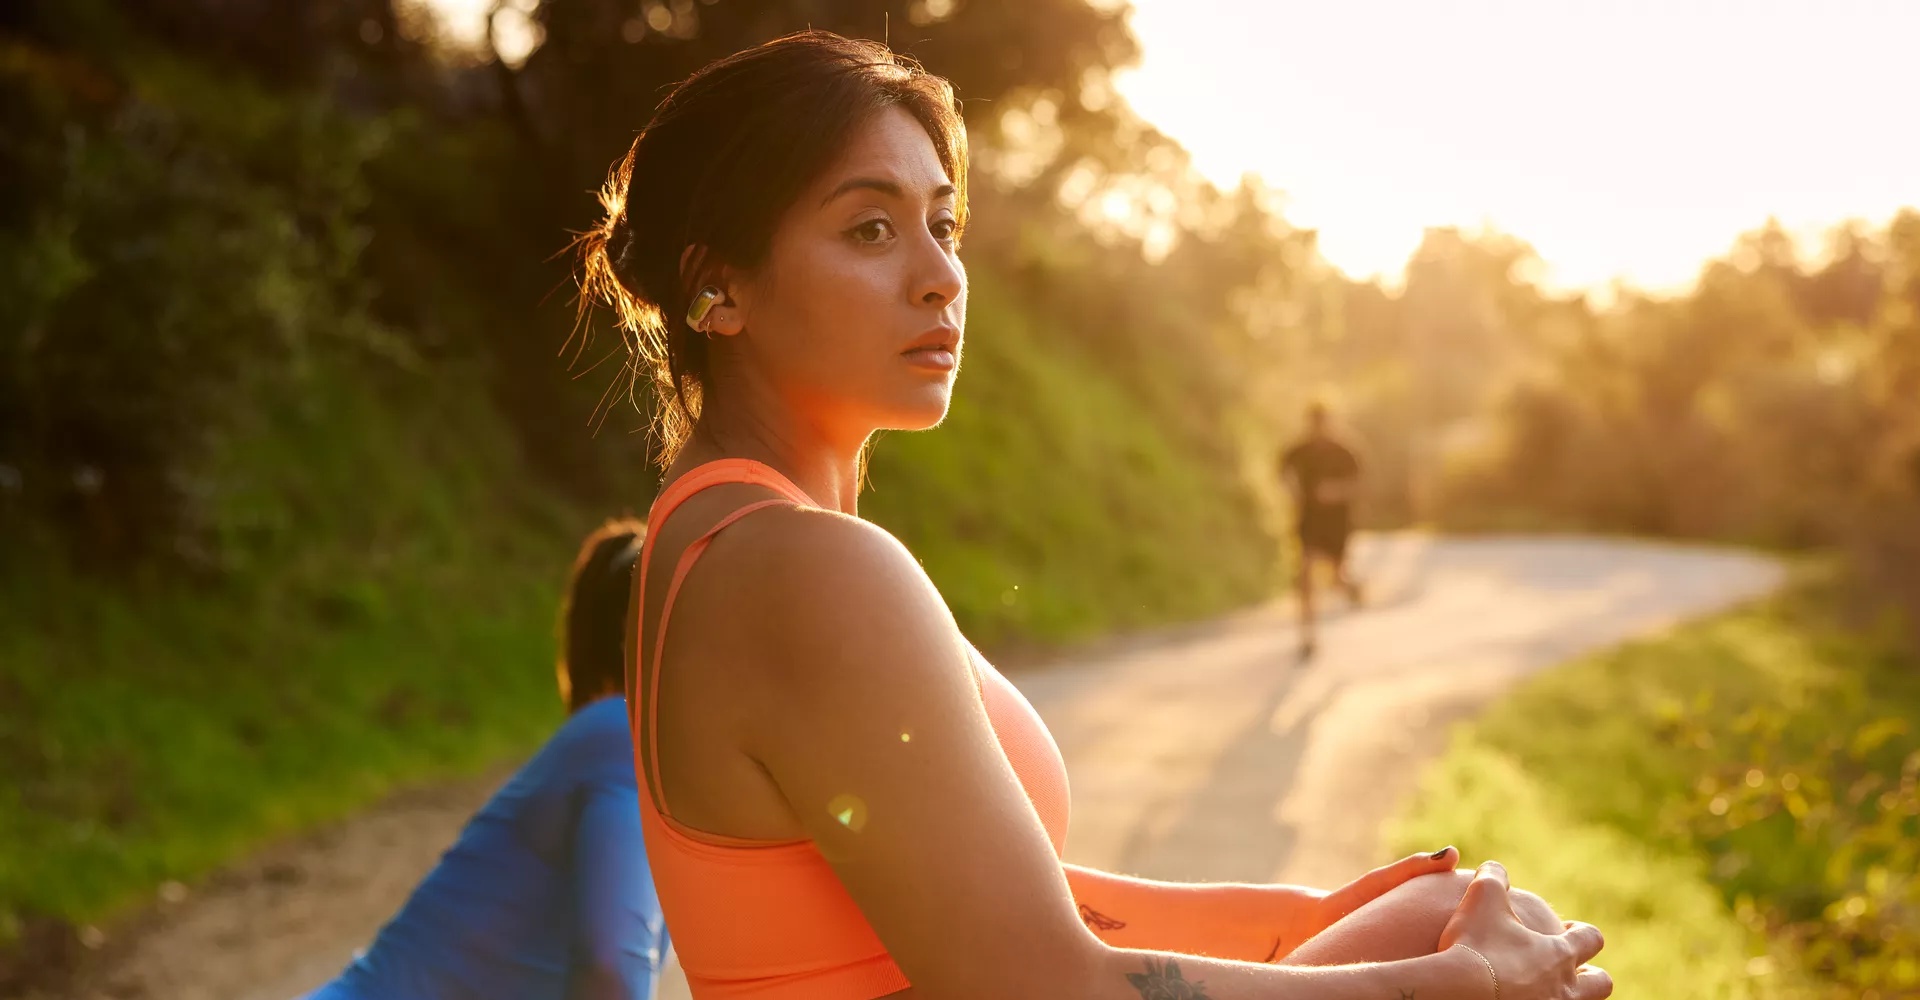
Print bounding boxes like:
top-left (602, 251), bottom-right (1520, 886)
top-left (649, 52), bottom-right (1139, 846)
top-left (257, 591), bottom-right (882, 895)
top-left (931, 218), bottom-right (959, 243)
top-left (851, 219), bottom-right (896, 244)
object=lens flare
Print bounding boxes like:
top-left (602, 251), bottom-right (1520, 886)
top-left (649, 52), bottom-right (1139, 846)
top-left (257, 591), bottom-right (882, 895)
top-left (827, 793), bottom-right (868, 832)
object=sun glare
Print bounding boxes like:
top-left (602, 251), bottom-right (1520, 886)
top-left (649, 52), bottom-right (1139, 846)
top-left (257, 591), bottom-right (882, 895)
top-left (409, 0), bottom-right (543, 67)
top-left (1114, 0), bottom-right (1917, 293)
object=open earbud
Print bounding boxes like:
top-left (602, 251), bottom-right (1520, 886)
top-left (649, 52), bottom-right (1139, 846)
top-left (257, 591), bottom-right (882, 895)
top-left (686, 286), bottom-right (724, 333)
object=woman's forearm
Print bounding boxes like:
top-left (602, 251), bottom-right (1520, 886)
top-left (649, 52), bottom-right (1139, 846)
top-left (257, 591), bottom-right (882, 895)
top-left (1064, 862), bottom-right (1316, 962)
top-left (1091, 942), bottom-right (1486, 1000)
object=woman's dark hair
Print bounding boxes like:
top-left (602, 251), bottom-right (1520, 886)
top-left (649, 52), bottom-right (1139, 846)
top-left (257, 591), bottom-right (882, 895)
top-left (576, 30), bottom-right (968, 466)
top-left (556, 517), bottom-right (647, 713)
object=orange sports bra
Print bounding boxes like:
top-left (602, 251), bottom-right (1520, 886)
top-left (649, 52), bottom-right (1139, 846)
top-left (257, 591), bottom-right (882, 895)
top-left (629, 459), bottom-right (1071, 999)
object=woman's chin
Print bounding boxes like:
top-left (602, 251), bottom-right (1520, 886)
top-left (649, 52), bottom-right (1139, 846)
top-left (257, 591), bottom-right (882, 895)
top-left (878, 387), bottom-right (954, 432)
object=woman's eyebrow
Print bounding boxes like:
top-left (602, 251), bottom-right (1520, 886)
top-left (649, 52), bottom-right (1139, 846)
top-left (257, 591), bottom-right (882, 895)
top-left (820, 177), bottom-right (957, 206)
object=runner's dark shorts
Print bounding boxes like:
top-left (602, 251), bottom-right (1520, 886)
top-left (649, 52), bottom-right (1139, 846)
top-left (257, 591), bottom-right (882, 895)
top-left (1298, 509), bottom-right (1351, 562)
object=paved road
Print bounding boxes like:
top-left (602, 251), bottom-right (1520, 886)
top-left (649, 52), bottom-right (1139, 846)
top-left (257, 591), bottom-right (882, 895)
top-left (52, 535), bottom-right (1785, 1000)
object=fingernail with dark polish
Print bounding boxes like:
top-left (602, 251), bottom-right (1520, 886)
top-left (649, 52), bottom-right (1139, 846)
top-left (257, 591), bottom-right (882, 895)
top-left (1428, 846), bottom-right (1455, 860)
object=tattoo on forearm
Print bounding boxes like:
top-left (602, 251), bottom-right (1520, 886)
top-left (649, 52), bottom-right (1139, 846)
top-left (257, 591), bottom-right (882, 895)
top-left (1262, 936), bottom-right (1284, 963)
top-left (1126, 958), bottom-right (1210, 999)
top-left (1079, 903), bottom-right (1128, 931)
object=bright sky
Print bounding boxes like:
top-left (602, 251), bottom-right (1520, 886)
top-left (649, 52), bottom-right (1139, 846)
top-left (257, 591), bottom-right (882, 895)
top-left (1112, 0), bottom-right (1918, 292)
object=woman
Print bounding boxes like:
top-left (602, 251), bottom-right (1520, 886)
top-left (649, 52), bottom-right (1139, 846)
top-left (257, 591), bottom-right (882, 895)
top-left (580, 31), bottom-right (1609, 1000)
top-left (302, 520), bottom-right (669, 1000)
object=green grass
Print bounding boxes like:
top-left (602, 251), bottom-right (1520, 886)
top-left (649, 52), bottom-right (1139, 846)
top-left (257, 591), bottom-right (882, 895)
top-left (0, 357), bottom-right (584, 945)
top-left (1388, 568), bottom-right (1920, 998)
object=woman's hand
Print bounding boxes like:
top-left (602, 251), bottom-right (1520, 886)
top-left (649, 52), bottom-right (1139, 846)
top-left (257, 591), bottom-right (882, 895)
top-left (1271, 847), bottom-right (1462, 953)
top-left (1439, 861), bottom-right (1611, 999)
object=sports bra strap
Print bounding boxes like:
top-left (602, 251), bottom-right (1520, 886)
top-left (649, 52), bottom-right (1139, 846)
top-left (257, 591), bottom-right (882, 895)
top-left (643, 497), bottom-right (792, 811)
top-left (632, 460), bottom-right (816, 819)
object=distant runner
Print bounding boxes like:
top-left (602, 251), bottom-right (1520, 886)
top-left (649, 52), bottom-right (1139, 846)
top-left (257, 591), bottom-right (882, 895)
top-left (1281, 401), bottom-right (1366, 661)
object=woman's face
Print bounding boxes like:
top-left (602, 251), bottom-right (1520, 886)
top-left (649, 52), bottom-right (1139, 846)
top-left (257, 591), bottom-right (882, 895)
top-left (727, 106), bottom-right (967, 439)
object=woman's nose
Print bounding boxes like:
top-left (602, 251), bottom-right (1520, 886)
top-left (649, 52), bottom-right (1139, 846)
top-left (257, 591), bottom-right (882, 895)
top-left (913, 237), bottom-right (964, 308)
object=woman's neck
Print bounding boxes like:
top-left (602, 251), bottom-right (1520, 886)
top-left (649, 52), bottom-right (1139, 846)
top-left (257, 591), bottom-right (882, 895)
top-left (682, 394), bottom-right (866, 515)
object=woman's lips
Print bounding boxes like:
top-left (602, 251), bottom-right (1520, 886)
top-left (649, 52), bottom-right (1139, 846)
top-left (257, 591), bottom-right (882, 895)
top-left (901, 346), bottom-right (957, 371)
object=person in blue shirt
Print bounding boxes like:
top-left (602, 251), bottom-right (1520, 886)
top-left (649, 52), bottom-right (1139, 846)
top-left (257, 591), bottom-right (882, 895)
top-left (303, 518), bottom-right (668, 1000)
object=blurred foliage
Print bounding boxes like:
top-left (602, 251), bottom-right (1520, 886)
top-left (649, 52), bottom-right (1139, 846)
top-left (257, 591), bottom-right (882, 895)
top-left (1675, 681), bottom-right (1920, 993)
top-left (0, 24), bottom-right (401, 568)
top-left (1393, 566), bottom-right (1920, 998)
top-left (1409, 215), bottom-right (1920, 641)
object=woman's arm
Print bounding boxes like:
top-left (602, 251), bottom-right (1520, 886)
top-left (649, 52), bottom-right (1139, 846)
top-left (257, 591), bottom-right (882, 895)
top-left (1064, 848), bottom-right (1460, 963)
top-left (715, 509), bottom-right (1600, 999)
top-left (1067, 844), bottom-right (1451, 963)
top-left (1063, 864), bottom-right (1290, 962)
top-left (569, 779), bottom-right (670, 1000)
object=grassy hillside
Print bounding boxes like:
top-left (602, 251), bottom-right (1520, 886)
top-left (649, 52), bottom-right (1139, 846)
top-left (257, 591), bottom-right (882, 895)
top-left (867, 275), bottom-right (1275, 646)
top-left (1, 356), bottom-right (577, 949)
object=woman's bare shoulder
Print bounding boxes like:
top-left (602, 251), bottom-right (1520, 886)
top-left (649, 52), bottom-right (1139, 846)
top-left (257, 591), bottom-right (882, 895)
top-left (697, 505), bottom-right (961, 688)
